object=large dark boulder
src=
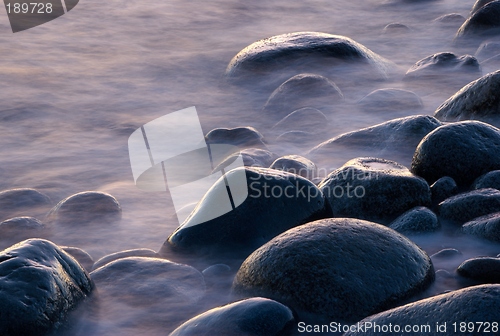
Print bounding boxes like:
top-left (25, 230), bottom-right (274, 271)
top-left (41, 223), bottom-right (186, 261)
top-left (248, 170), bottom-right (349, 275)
top-left (389, 206), bottom-right (440, 234)
top-left (169, 298), bottom-right (294, 336)
top-left (319, 158), bottom-right (431, 224)
top-left (473, 170), bottom-right (500, 190)
top-left (162, 167), bottom-right (329, 259)
top-left (0, 239), bottom-right (94, 336)
top-left (233, 218), bottom-right (434, 324)
top-left (345, 284), bottom-right (500, 336)
top-left (456, 1), bottom-right (500, 44)
top-left (434, 71), bottom-right (500, 124)
top-left (411, 121), bottom-right (500, 186)
top-left (462, 212), bottom-right (500, 242)
top-left (457, 257), bottom-right (500, 283)
top-left (439, 188), bottom-right (500, 223)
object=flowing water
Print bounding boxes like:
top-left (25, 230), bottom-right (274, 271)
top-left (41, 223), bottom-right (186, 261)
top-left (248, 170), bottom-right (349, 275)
top-left (0, 0), bottom-right (498, 334)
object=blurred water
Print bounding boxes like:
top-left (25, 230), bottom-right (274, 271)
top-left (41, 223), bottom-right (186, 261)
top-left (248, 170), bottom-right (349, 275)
top-left (0, 0), bottom-right (497, 334)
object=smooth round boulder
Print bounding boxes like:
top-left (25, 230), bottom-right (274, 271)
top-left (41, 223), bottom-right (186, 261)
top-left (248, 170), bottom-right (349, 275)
top-left (92, 248), bottom-right (158, 271)
top-left (163, 167), bottom-right (329, 259)
top-left (382, 23), bottom-right (411, 35)
top-left (169, 298), bottom-right (294, 336)
top-left (0, 188), bottom-right (51, 209)
top-left (430, 176), bottom-right (458, 205)
top-left (233, 218), bottom-right (434, 324)
top-left (455, 1), bottom-right (500, 45)
top-left (205, 127), bottom-right (266, 150)
top-left (472, 0), bottom-right (497, 15)
top-left (462, 212), bottom-right (500, 242)
top-left (61, 246), bottom-right (94, 272)
top-left (404, 52), bottom-right (480, 82)
top-left (357, 88), bottom-right (423, 112)
top-left (47, 191), bottom-right (122, 224)
top-left (214, 148), bottom-right (277, 170)
top-left (271, 107), bottom-right (329, 133)
top-left (269, 155), bottom-right (317, 180)
top-left (344, 284), bottom-right (500, 336)
top-left (389, 206), bottom-right (440, 234)
top-left (0, 239), bottom-right (93, 336)
top-left (411, 121), bottom-right (500, 186)
top-left (473, 170), bottom-right (500, 190)
top-left (439, 188), bottom-right (500, 223)
top-left (434, 71), bottom-right (500, 124)
top-left (319, 158), bottom-right (431, 224)
top-left (457, 257), bottom-right (500, 283)
top-left (262, 73), bottom-right (343, 118)
top-left (0, 216), bottom-right (45, 239)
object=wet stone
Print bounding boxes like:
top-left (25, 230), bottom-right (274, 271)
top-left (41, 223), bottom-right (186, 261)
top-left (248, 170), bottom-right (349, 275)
top-left (462, 212), bottom-right (500, 242)
top-left (455, 1), bottom-right (500, 46)
top-left (233, 218), bottom-right (435, 324)
top-left (457, 257), bottom-right (500, 283)
top-left (473, 170), bottom-right (500, 190)
top-left (61, 246), bottom-right (94, 272)
top-left (389, 206), bottom-right (440, 234)
top-left (430, 176), bottom-right (458, 205)
top-left (269, 155), bottom-right (317, 180)
top-left (92, 248), bottom-right (158, 271)
top-left (439, 188), bottom-right (500, 224)
top-left (411, 121), bottom-right (500, 186)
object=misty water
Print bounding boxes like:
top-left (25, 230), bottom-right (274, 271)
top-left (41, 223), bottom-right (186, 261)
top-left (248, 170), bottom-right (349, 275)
top-left (0, 0), bottom-right (499, 335)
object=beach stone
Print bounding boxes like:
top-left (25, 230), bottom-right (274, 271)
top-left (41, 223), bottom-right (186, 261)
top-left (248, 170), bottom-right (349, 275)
top-left (92, 248), bottom-right (158, 271)
top-left (404, 52), bottom-right (480, 82)
top-left (473, 170), bottom-right (500, 190)
top-left (475, 41), bottom-right (500, 60)
top-left (225, 32), bottom-right (394, 86)
top-left (431, 248), bottom-right (462, 260)
top-left (462, 212), bottom-right (500, 242)
top-left (163, 167), bottom-right (329, 259)
top-left (205, 127), bottom-right (266, 150)
top-left (456, 1), bottom-right (500, 44)
top-left (439, 188), bottom-right (500, 223)
top-left (411, 121), bottom-right (500, 186)
top-left (169, 298), bottom-right (294, 336)
top-left (472, 0), bottom-right (497, 14)
top-left (269, 155), bottom-right (317, 180)
top-left (47, 191), bottom-right (121, 224)
top-left (434, 71), bottom-right (500, 124)
top-left (233, 218), bottom-right (434, 324)
top-left (457, 257), bottom-right (500, 283)
top-left (344, 284), bottom-right (500, 336)
top-left (430, 176), bottom-right (458, 205)
top-left (310, 115), bottom-right (441, 166)
top-left (357, 88), bottom-right (423, 112)
top-left (272, 107), bottom-right (329, 133)
top-left (433, 13), bottom-right (465, 27)
top-left (382, 23), bottom-right (411, 34)
top-left (0, 239), bottom-right (93, 336)
top-left (90, 257), bottom-right (205, 333)
top-left (389, 206), bottom-right (439, 234)
top-left (0, 216), bottom-right (44, 239)
top-left (214, 148), bottom-right (277, 169)
top-left (318, 158), bottom-right (431, 224)
top-left (0, 188), bottom-right (51, 219)
top-left (262, 74), bottom-right (343, 118)
top-left (61, 246), bottom-right (94, 272)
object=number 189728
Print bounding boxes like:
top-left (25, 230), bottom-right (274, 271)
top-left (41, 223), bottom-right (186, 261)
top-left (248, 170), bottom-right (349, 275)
top-left (6, 2), bottom-right (53, 14)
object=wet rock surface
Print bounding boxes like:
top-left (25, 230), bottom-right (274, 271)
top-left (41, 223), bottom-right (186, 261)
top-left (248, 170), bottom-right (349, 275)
top-left (473, 170), bottom-right (500, 190)
top-left (169, 297), bottom-right (294, 336)
top-left (404, 52), bottom-right (480, 82)
top-left (345, 284), bottom-right (500, 336)
top-left (439, 188), bottom-right (500, 223)
top-left (457, 257), bottom-right (500, 283)
top-left (456, 1), bottom-right (500, 44)
top-left (389, 206), bottom-right (439, 234)
top-left (271, 107), bottom-right (329, 133)
top-left (0, 239), bottom-right (94, 336)
top-left (233, 218), bottom-right (434, 324)
top-left (319, 157), bottom-right (431, 224)
top-left (462, 212), bottom-right (500, 242)
top-left (411, 121), bottom-right (500, 186)
top-left (430, 176), bottom-right (459, 205)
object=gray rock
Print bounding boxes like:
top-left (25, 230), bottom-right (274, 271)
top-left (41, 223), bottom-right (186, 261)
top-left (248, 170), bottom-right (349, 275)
top-left (433, 13), bottom-right (465, 27)
top-left (169, 298), bottom-right (294, 336)
top-left (319, 158), bottom-right (431, 224)
top-left (382, 23), bottom-right (411, 34)
top-left (457, 257), bottom-right (500, 283)
top-left (61, 246), bottom-right (94, 272)
top-left (456, 1), bottom-right (500, 45)
top-left (473, 170), bottom-right (500, 190)
top-left (434, 71), bottom-right (500, 124)
top-left (389, 206), bottom-right (440, 234)
top-left (344, 284), bottom-right (500, 336)
top-left (357, 88), bottom-right (423, 112)
top-left (205, 127), bottom-right (266, 150)
top-left (269, 155), bottom-right (317, 180)
top-left (92, 248), bottom-right (158, 271)
top-left (475, 41), bottom-right (500, 60)
top-left (0, 188), bottom-right (51, 209)
top-left (163, 167), bottom-right (329, 259)
top-left (439, 188), bottom-right (500, 223)
top-left (272, 107), bottom-right (329, 133)
top-left (411, 121), bottom-right (500, 186)
top-left (262, 73), bottom-right (343, 118)
top-left (0, 239), bottom-right (93, 336)
top-left (214, 148), bottom-right (277, 170)
top-left (472, 0), bottom-right (498, 15)
top-left (233, 218), bottom-right (434, 324)
top-left (430, 176), bottom-right (458, 205)
top-left (462, 212), bottom-right (500, 242)
top-left (225, 32), bottom-right (394, 87)
top-left (310, 115), bottom-right (441, 167)
top-left (0, 216), bottom-right (45, 239)
top-left (47, 191), bottom-right (121, 225)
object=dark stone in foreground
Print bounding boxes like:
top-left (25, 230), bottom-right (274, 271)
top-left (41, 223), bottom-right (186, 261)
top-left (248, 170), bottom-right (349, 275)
top-left (92, 248), bottom-right (158, 271)
top-left (233, 218), bottom-right (434, 324)
top-left (47, 191), bottom-right (122, 224)
top-left (462, 212), bottom-right (500, 242)
top-left (0, 239), bottom-right (93, 336)
top-left (411, 121), bottom-right (500, 186)
top-left (319, 158), bottom-right (431, 224)
top-left (163, 167), bottom-right (328, 259)
top-left (471, 0), bottom-right (497, 15)
top-left (457, 257), bottom-right (500, 283)
top-left (439, 188), bottom-right (500, 223)
top-left (345, 284), bottom-right (500, 336)
top-left (389, 206), bottom-right (439, 234)
top-left (473, 170), bottom-right (500, 190)
top-left (434, 71), bottom-right (500, 123)
top-left (169, 298), bottom-right (294, 336)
